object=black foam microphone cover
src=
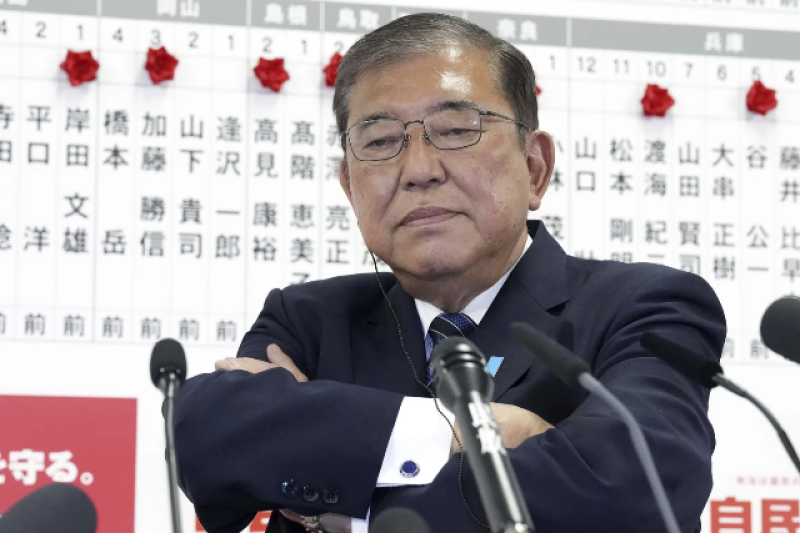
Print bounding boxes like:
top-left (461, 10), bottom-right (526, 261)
top-left (370, 507), bottom-right (432, 533)
top-left (150, 338), bottom-right (187, 387)
top-left (430, 337), bottom-right (486, 370)
top-left (430, 336), bottom-right (493, 411)
top-left (760, 296), bottom-right (800, 365)
top-left (0, 483), bottom-right (97, 533)
top-left (510, 322), bottom-right (590, 387)
top-left (640, 332), bottom-right (722, 388)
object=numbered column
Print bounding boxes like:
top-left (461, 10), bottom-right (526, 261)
top-left (0, 6), bottom-right (22, 340)
top-left (323, 2), bottom-right (391, 274)
top-left (95, 11), bottom-right (140, 344)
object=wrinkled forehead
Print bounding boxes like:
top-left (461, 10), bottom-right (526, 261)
top-left (345, 47), bottom-right (505, 126)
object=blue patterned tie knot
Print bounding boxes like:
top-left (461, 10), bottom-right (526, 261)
top-left (426, 313), bottom-right (477, 384)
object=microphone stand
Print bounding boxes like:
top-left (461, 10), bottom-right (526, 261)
top-left (511, 324), bottom-right (682, 533)
top-left (160, 372), bottom-right (183, 533)
top-left (452, 391), bottom-right (534, 533)
top-left (432, 339), bottom-right (534, 533)
top-left (712, 375), bottom-right (800, 475)
top-left (578, 374), bottom-right (681, 533)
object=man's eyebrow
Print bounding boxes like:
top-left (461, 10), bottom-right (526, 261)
top-left (353, 111), bottom-right (398, 124)
top-left (428, 100), bottom-right (481, 113)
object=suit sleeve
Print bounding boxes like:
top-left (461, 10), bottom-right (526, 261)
top-left (174, 288), bottom-right (404, 533)
top-left (371, 269), bottom-right (726, 533)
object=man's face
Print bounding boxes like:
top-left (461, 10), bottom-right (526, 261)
top-left (340, 46), bottom-right (553, 286)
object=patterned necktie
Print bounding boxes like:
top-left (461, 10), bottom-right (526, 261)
top-left (426, 312), bottom-right (477, 385)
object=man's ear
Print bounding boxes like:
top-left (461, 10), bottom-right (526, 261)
top-left (339, 159), bottom-right (353, 204)
top-left (525, 130), bottom-right (555, 212)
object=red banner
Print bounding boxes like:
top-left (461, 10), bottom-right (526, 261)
top-left (710, 497), bottom-right (800, 533)
top-left (0, 395), bottom-right (136, 532)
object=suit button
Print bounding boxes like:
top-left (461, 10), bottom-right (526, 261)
top-left (302, 484), bottom-right (320, 503)
top-left (323, 488), bottom-right (339, 505)
top-left (281, 480), bottom-right (299, 498)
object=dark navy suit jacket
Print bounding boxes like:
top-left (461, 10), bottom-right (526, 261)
top-left (174, 220), bottom-right (726, 533)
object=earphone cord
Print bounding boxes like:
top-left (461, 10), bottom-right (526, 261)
top-left (370, 251), bottom-right (489, 530)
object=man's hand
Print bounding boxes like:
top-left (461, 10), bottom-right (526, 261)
top-left (450, 403), bottom-right (552, 455)
top-left (215, 344), bottom-right (309, 382)
top-left (279, 509), bottom-right (352, 533)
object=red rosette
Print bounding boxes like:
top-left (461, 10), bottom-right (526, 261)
top-left (640, 84), bottom-right (675, 117)
top-left (60, 50), bottom-right (100, 87)
top-left (536, 85), bottom-right (542, 95)
top-left (323, 52), bottom-right (343, 87)
top-left (145, 47), bottom-right (179, 85)
top-left (746, 80), bottom-right (777, 116)
top-left (254, 58), bottom-right (290, 92)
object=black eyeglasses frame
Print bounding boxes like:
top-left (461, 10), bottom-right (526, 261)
top-left (341, 108), bottom-right (531, 162)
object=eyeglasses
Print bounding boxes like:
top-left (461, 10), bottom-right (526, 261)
top-left (342, 107), bottom-right (530, 162)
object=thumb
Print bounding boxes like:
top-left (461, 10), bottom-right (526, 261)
top-left (267, 344), bottom-right (309, 382)
top-left (214, 357), bottom-right (243, 371)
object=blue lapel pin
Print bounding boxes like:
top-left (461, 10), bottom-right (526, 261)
top-left (487, 356), bottom-right (504, 377)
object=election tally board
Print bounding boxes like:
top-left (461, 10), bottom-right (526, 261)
top-left (0, 0), bottom-right (798, 358)
top-left (0, 1), bottom-right (799, 530)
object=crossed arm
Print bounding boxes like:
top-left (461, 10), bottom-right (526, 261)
top-left (212, 346), bottom-right (551, 532)
top-left (175, 269), bottom-right (725, 533)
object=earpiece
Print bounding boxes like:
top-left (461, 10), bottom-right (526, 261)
top-left (369, 251), bottom-right (489, 530)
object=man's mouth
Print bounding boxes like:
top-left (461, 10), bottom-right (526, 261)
top-left (401, 207), bottom-right (458, 226)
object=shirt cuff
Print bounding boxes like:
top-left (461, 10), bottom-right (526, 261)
top-left (376, 397), bottom-right (455, 486)
top-left (351, 509), bottom-right (370, 533)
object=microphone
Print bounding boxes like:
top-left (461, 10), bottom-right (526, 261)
top-left (150, 338), bottom-right (187, 533)
top-left (430, 337), bottom-right (534, 533)
top-left (760, 296), bottom-right (800, 364)
top-left (150, 338), bottom-right (187, 391)
top-left (370, 507), bottom-right (431, 533)
top-left (640, 331), bottom-right (800, 475)
top-left (510, 323), bottom-right (682, 533)
top-left (0, 483), bottom-right (96, 532)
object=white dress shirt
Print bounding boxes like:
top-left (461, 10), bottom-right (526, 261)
top-left (351, 236), bottom-right (532, 532)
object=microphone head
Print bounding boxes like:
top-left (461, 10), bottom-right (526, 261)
top-left (429, 337), bottom-right (492, 409)
top-left (370, 507), bottom-right (431, 533)
top-left (509, 323), bottom-right (590, 388)
top-left (640, 332), bottom-right (722, 389)
top-left (430, 337), bottom-right (486, 372)
top-left (0, 483), bottom-right (97, 533)
top-left (760, 296), bottom-right (800, 365)
top-left (150, 338), bottom-right (187, 388)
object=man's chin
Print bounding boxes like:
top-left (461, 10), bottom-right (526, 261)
top-left (391, 252), bottom-right (469, 283)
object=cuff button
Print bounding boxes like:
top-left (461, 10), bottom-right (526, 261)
top-left (281, 480), bottom-right (299, 498)
top-left (302, 484), bottom-right (320, 503)
top-left (400, 460), bottom-right (419, 478)
top-left (323, 488), bottom-right (340, 505)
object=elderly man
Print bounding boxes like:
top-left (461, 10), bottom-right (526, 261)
top-left (175, 13), bottom-right (725, 533)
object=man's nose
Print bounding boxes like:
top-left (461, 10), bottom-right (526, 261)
top-left (398, 124), bottom-right (446, 189)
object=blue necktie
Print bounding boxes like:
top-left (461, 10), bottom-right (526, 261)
top-left (426, 312), bottom-right (477, 385)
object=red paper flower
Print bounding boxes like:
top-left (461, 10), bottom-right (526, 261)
top-left (254, 58), bottom-right (290, 92)
top-left (536, 86), bottom-right (542, 95)
top-left (145, 47), bottom-right (179, 85)
top-left (60, 50), bottom-right (100, 87)
top-left (747, 80), bottom-right (777, 115)
top-left (640, 84), bottom-right (675, 117)
top-left (323, 52), bottom-right (343, 87)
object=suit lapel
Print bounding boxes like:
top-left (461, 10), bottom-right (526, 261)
top-left (349, 221), bottom-right (570, 400)
top-left (350, 278), bottom-right (430, 397)
top-left (470, 221), bottom-right (570, 400)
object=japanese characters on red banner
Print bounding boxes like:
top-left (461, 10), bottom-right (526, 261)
top-left (0, 396), bottom-right (136, 531)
